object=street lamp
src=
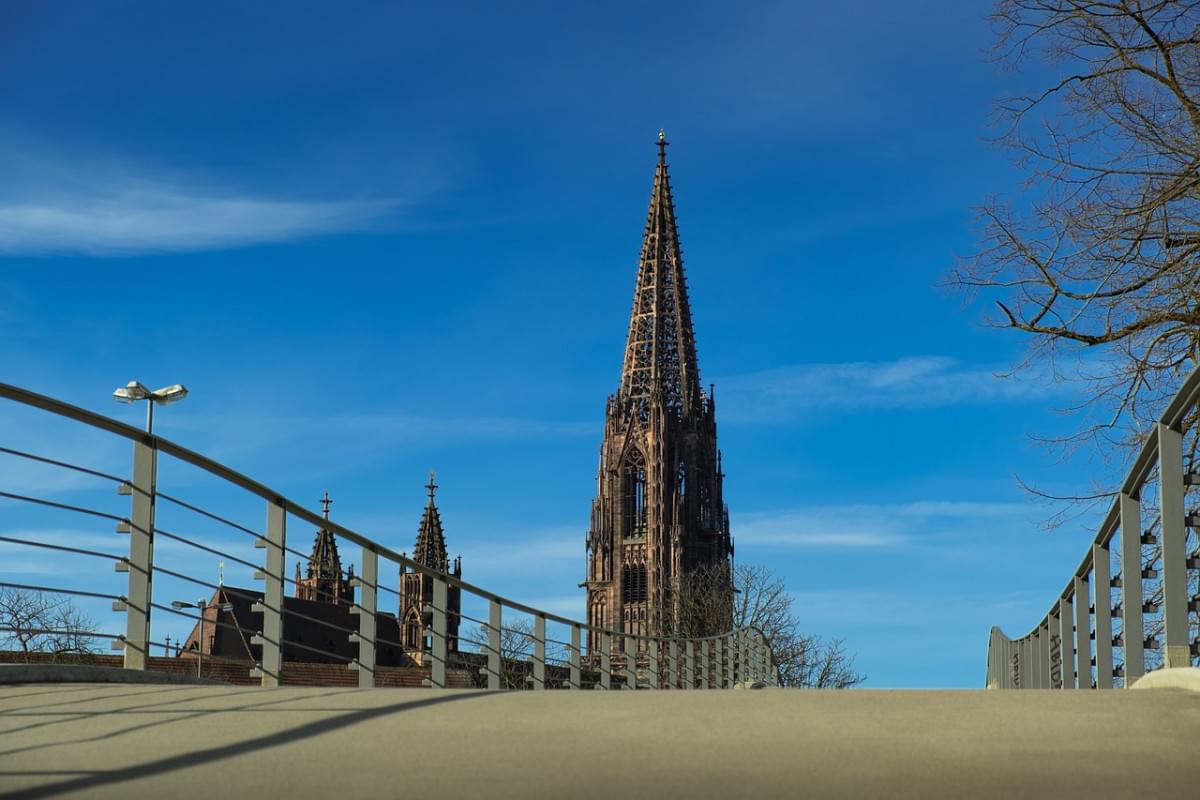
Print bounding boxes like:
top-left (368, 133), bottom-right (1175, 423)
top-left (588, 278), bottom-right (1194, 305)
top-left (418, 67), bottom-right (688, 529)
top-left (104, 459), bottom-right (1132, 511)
top-left (172, 598), bottom-right (232, 677)
top-left (113, 380), bottom-right (188, 434)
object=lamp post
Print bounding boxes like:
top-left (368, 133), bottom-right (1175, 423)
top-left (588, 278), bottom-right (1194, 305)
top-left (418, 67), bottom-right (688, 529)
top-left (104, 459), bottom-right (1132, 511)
top-left (112, 380), bottom-right (188, 434)
top-left (173, 598), bottom-right (233, 677)
top-left (115, 381), bottom-right (186, 669)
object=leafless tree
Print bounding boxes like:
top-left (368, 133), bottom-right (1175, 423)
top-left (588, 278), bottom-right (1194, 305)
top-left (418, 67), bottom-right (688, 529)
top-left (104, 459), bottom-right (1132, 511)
top-left (678, 563), bottom-right (865, 688)
top-left (462, 617), bottom-right (570, 689)
top-left (950, 1), bottom-right (1200, 508)
top-left (0, 587), bottom-right (100, 663)
top-left (674, 559), bottom-right (734, 639)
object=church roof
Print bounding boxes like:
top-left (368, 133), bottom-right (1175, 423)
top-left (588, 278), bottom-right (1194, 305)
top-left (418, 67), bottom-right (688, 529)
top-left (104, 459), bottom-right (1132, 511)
top-left (413, 472), bottom-right (449, 571)
top-left (180, 585), bottom-right (410, 667)
top-left (619, 130), bottom-right (703, 421)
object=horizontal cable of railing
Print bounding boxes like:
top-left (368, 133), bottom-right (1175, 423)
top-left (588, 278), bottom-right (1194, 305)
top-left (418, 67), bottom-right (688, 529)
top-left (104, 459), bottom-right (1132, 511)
top-left (0, 445), bottom-right (125, 484)
top-left (152, 527), bottom-right (262, 573)
top-left (0, 535), bottom-right (123, 563)
top-left (156, 491), bottom-right (263, 541)
top-left (0, 381), bottom-right (777, 687)
top-left (0, 491), bottom-right (126, 524)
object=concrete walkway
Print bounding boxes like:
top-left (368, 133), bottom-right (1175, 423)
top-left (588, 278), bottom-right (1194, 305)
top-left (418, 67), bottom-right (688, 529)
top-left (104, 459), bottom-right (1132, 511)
top-left (0, 684), bottom-right (1198, 799)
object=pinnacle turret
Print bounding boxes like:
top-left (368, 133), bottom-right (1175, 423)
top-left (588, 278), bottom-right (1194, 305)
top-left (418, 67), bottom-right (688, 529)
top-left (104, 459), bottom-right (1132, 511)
top-left (296, 490), bottom-right (353, 604)
top-left (413, 470), bottom-right (449, 571)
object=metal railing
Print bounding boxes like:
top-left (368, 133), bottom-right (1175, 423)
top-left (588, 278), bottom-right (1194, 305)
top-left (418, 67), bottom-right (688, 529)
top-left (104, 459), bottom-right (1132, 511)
top-left (987, 368), bottom-right (1200, 689)
top-left (0, 382), bottom-right (777, 689)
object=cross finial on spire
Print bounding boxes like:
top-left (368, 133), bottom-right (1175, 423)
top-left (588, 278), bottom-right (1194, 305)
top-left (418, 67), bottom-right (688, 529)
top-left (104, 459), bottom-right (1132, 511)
top-left (657, 129), bottom-right (668, 162)
top-left (321, 491), bottom-right (332, 519)
top-left (426, 470), bottom-right (438, 502)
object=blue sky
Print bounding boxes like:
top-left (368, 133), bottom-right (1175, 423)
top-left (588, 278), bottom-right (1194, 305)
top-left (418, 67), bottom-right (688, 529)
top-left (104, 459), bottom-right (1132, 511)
top-left (0, 1), bottom-right (1111, 687)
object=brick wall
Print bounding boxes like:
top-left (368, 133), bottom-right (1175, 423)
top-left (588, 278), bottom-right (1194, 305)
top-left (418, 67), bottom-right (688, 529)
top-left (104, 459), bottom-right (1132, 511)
top-left (0, 650), bottom-right (475, 688)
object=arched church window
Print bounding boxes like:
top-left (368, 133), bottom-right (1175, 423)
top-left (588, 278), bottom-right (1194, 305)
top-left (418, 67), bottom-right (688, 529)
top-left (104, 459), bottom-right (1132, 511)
top-left (622, 452), bottom-right (647, 539)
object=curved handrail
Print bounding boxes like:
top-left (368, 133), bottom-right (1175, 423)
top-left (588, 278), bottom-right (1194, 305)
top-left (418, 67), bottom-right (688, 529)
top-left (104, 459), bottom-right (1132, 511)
top-left (988, 365), bottom-right (1200, 688)
top-left (0, 381), bottom-right (774, 676)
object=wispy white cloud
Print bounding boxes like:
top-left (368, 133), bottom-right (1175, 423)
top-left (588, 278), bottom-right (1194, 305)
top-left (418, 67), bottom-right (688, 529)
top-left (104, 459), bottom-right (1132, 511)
top-left (716, 356), bottom-right (1061, 422)
top-left (0, 146), bottom-right (398, 256)
top-left (733, 499), bottom-right (1033, 551)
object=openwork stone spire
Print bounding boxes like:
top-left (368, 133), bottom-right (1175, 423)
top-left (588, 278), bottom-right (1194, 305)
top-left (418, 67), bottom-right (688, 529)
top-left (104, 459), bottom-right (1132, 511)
top-left (619, 129), bottom-right (703, 422)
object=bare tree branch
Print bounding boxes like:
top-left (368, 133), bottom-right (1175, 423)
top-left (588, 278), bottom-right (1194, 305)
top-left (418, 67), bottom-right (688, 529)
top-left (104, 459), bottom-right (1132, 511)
top-left (676, 563), bottom-right (865, 688)
top-left (950, 1), bottom-right (1200, 511)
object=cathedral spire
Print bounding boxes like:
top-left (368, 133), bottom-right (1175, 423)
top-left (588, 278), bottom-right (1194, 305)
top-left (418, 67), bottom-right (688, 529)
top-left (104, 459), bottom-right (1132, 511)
top-left (296, 490), bottom-right (352, 604)
top-left (413, 470), bottom-right (449, 571)
top-left (586, 138), bottom-right (732, 654)
top-left (619, 130), bottom-right (702, 421)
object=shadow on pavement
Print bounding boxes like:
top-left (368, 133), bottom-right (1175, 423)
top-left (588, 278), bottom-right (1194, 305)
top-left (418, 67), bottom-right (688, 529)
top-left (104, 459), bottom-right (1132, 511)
top-left (0, 690), bottom-right (497, 799)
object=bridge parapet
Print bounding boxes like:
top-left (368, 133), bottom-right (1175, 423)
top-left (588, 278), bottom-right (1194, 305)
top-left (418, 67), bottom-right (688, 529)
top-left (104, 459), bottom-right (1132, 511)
top-left (988, 368), bottom-right (1200, 689)
top-left (0, 382), bottom-right (776, 690)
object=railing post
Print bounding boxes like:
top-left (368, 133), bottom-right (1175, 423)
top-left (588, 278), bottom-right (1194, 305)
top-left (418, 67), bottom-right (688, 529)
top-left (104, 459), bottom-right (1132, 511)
top-left (1092, 542), bottom-right (1114, 688)
top-left (1032, 633), bottom-right (1041, 690)
top-left (700, 640), bottom-right (710, 689)
top-left (1021, 637), bottom-right (1032, 689)
top-left (349, 546), bottom-right (377, 688)
top-left (713, 636), bottom-right (722, 688)
top-left (648, 639), bottom-right (659, 689)
top-left (761, 633), bottom-right (771, 684)
top-left (1156, 423), bottom-right (1191, 669)
top-left (569, 623), bottom-right (581, 689)
top-left (599, 631), bottom-right (611, 690)
top-left (685, 640), bottom-right (695, 689)
top-left (726, 633), bottom-right (734, 687)
top-left (1119, 492), bottom-right (1145, 684)
top-left (487, 598), bottom-right (501, 690)
top-left (1075, 575), bottom-right (1090, 688)
top-left (1059, 596), bottom-right (1074, 688)
top-left (1038, 622), bottom-right (1050, 689)
top-left (1008, 639), bottom-right (1017, 689)
top-left (721, 633), bottom-right (731, 688)
top-left (423, 574), bottom-right (447, 689)
top-left (668, 639), bottom-right (678, 689)
top-left (624, 634), bottom-right (638, 689)
top-left (122, 439), bottom-right (155, 670)
top-left (1049, 618), bottom-right (1062, 688)
top-left (250, 500), bottom-right (284, 687)
top-left (532, 613), bottom-right (546, 690)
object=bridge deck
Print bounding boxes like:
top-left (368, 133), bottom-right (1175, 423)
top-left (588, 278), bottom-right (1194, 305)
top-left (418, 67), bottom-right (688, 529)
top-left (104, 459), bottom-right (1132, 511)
top-left (1, 685), bottom-right (1197, 798)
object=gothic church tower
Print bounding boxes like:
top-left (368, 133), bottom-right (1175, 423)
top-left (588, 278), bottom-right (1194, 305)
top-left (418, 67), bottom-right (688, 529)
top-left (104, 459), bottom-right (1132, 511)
top-left (584, 133), bottom-right (733, 654)
top-left (295, 491), bottom-right (354, 604)
top-left (400, 473), bottom-right (462, 663)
